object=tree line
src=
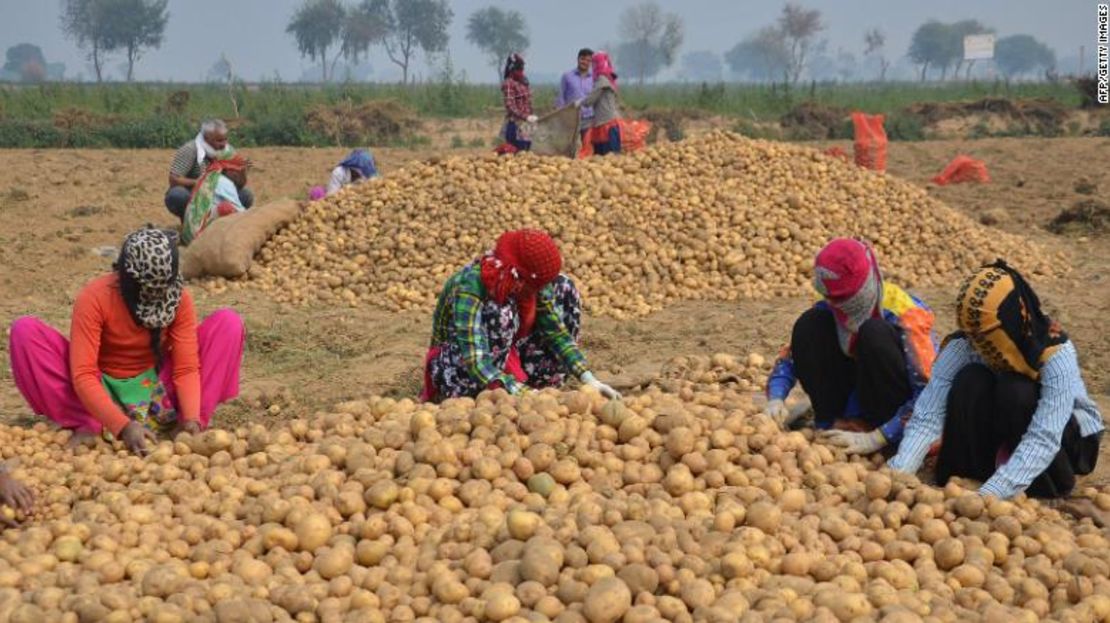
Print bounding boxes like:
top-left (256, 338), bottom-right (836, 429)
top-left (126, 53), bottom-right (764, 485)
top-left (0, 1), bottom-right (1064, 84)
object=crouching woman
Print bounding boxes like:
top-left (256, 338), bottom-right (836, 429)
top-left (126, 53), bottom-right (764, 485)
top-left (889, 261), bottom-right (1103, 503)
top-left (421, 229), bottom-right (619, 402)
top-left (9, 227), bottom-right (245, 456)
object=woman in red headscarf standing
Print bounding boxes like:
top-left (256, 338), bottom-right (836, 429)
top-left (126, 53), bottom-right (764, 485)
top-left (576, 51), bottom-right (622, 156)
top-left (764, 238), bottom-right (938, 455)
top-left (500, 53), bottom-right (536, 153)
top-left (421, 230), bottom-right (619, 401)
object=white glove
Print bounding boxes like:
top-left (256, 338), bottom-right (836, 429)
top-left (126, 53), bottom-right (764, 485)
top-left (581, 371), bottom-right (621, 400)
top-left (764, 399), bottom-right (789, 425)
top-left (818, 429), bottom-right (887, 455)
top-left (573, 99), bottom-right (584, 108)
top-left (526, 115), bottom-right (538, 123)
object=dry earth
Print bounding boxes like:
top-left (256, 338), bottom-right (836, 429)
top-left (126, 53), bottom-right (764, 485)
top-left (0, 134), bottom-right (1106, 485)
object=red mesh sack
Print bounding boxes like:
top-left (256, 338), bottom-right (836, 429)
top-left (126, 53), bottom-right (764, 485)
top-left (823, 146), bottom-right (850, 162)
top-left (932, 155), bottom-right (991, 185)
top-left (852, 112), bottom-right (887, 171)
top-left (577, 119), bottom-right (653, 159)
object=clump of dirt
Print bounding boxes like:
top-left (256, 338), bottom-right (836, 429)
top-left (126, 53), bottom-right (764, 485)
top-left (780, 102), bottom-right (847, 140)
top-left (305, 99), bottom-right (422, 146)
top-left (1048, 199), bottom-right (1109, 236)
top-left (905, 98), bottom-right (1068, 136)
top-left (638, 107), bottom-right (707, 143)
top-left (1074, 177), bottom-right (1098, 195)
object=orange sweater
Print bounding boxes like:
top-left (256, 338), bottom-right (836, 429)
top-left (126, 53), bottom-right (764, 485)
top-left (69, 274), bottom-right (200, 435)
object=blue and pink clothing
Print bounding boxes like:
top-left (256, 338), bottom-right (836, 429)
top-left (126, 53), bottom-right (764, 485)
top-left (556, 68), bottom-right (594, 125)
top-left (767, 283), bottom-right (938, 444)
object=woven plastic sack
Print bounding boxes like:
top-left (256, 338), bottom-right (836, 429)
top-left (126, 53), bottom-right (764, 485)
top-left (932, 155), bottom-right (991, 185)
top-left (529, 106), bottom-right (582, 157)
top-left (852, 112), bottom-right (887, 171)
top-left (577, 119), bottom-right (653, 158)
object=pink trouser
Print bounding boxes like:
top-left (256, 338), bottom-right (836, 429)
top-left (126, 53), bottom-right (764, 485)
top-left (8, 309), bottom-right (245, 435)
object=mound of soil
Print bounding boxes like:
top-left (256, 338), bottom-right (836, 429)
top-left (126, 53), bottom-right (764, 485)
top-left (305, 99), bottom-right (422, 146)
top-left (1048, 199), bottom-right (1109, 236)
top-left (905, 98), bottom-right (1068, 135)
top-left (779, 102), bottom-right (847, 140)
top-left (638, 108), bottom-right (708, 143)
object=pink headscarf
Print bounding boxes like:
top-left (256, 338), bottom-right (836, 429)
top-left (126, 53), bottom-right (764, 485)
top-left (592, 51), bottom-right (618, 92)
top-left (813, 238), bottom-right (883, 356)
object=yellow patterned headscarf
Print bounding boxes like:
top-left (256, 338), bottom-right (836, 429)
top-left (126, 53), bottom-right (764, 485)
top-left (956, 261), bottom-right (1066, 380)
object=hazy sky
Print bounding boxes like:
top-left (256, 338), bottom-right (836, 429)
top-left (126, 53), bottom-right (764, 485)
top-left (0, 0), bottom-right (1097, 82)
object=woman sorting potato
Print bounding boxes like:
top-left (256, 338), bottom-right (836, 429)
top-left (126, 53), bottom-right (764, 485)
top-left (421, 229), bottom-right (620, 402)
top-left (764, 238), bottom-right (938, 454)
top-left (889, 261), bottom-right (1103, 504)
top-left (8, 227), bottom-right (245, 457)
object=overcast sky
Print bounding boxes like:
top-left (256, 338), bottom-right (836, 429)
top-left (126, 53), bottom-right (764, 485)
top-left (0, 0), bottom-right (1098, 82)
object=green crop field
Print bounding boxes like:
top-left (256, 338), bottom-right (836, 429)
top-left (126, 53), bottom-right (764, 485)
top-left (0, 80), bottom-right (1084, 149)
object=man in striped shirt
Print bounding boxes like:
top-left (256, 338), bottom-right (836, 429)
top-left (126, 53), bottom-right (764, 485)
top-left (889, 262), bottom-right (1103, 510)
top-left (164, 119), bottom-right (254, 219)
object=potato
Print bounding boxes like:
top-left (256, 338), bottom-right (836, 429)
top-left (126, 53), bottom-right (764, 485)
top-left (294, 513), bottom-right (333, 552)
top-left (480, 583), bottom-right (521, 622)
top-left (520, 537), bottom-right (564, 587)
top-left (506, 510), bottom-right (541, 541)
top-left (582, 576), bottom-right (632, 623)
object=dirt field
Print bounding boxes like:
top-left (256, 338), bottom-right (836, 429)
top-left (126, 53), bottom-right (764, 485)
top-left (0, 134), bottom-right (1107, 486)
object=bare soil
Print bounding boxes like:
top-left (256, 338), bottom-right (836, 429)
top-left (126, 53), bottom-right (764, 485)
top-left (0, 134), bottom-right (1107, 486)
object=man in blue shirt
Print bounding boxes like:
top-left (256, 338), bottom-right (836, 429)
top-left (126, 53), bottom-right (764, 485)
top-left (556, 48), bottom-right (594, 139)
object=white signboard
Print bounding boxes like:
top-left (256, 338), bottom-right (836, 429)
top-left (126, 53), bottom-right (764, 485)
top-left (964, 34), bottom-right (996, 61)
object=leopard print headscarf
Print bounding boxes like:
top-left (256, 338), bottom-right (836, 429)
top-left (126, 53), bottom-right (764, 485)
top-left (120, 228), bottom-right (183, 329)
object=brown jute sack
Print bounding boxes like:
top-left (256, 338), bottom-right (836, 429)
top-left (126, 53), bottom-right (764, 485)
top-left (180, 198), bottom-right (301, 279)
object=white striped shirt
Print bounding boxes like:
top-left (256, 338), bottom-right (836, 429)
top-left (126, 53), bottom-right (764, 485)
top-left (888, 339), bottom-right (1104, 499)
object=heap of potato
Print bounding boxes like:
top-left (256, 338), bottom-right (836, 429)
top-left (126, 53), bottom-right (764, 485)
top-left (1, 355), bottom-right (1109, 622)
top-left (242, 131), bottom-right (1064, 318)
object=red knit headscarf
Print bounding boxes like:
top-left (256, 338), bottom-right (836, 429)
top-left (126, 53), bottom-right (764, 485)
top-left (480, 230), bottom-right (562, 338)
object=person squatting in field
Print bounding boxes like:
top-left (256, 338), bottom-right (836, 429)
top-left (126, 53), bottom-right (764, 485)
top-left (325, 148), bottom-right (379, 197)
top-left (421, 229), bottom-right (620, 402)
top-left (500, 53), bottom-right (536, 153)
top-left (8, 227), bottom-right (245, 458)
top-left (180, 153), bottom-right (251, 245)
top-left (764, 238), bottom-right (939, 454)
top-left (165, 119), bottom-right (254, 218)
top-left (889, 261), bottom-right (1103, 506)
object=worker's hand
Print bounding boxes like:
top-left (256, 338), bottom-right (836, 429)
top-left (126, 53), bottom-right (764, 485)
top-left (175, 420), bottom-right (202, 438)
top-left (120, 422), bottom-right (157, 457)
top-left (573, 99), bottom-right (584, 109)
top-left (764, 399), bottom-right (789, 424)
top-left (526, 115), bottom-right (538, 124)
top-left (0, 472), bottom-right (34, 516)
top-left (581, 371), bottom-right (622, 400)
top-left (819, 428), bottom-right (887, 455)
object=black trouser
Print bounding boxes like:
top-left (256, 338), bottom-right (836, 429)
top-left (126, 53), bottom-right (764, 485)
top-left (790, 307), bottom-right (911, 429)
top-left (936, 363), bottom-right (1099, 498)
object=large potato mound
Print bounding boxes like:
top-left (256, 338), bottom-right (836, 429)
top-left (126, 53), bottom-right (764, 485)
top-left (1, 355), bottom-right (1108, 621)
top-left (243, 132), bottom-right (1063, 318)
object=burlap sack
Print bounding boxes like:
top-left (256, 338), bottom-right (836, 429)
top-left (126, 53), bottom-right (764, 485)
top-left (180, 198), bottom-right (301, 279)
top-left (529, 106), bottom-right (582, 158)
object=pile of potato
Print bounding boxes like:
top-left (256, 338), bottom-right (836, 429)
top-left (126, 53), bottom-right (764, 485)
top-left (1, 354), bottom-right (1109, 622)
top-left (241, 132), bottom-right (1064, 318)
